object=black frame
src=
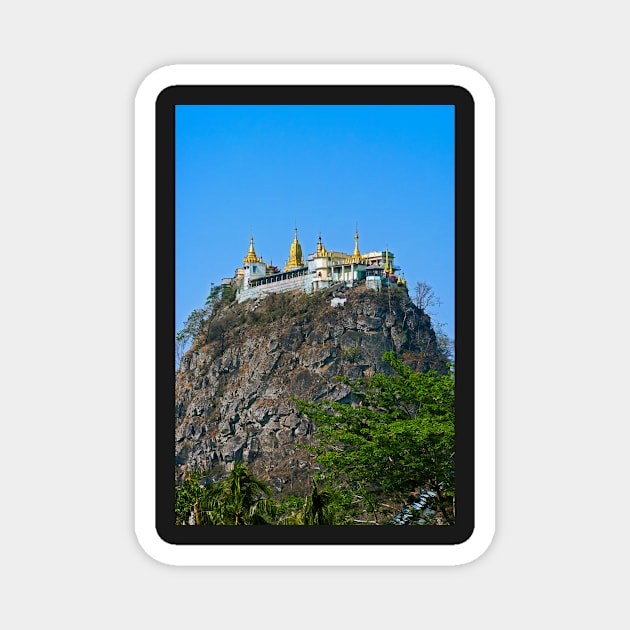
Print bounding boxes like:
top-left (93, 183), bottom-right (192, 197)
top-left (156, 85), bottom-right (474, 545)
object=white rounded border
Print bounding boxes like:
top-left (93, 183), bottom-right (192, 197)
top-left (134, 64), bottom-right (495, 566)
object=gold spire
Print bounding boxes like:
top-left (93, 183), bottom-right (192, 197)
top-left (243, 235), bottom-right (261, 265)
top-left (348, 224), bottom-right (365, 263)
top-left (284, 227), bottom-right (304, 271)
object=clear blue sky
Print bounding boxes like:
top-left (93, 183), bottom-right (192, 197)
top-left (175, 104), bottom-right (455, 340)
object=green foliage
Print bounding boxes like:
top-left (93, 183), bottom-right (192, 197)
top-left (176, 466), bottom-right (352, 526)
top-left (278, 483), bottom-right (347, 525)
top-left (220, 284), bottom-right (236, 304)
top-left (276, 495), bottom-right (306, 523)
top-left (176, 285), bottom-right (217, 347)
top-left (299, 483), bottom-right (344, 525)
top-left (196, 462), bottom-right (276, 525)
top-left (340, 346), bottom-right (361, 363)
top-left (176, 283), bottom-right (233, 366)
top-left (175, 471), bottom-right (209, 525)
top-left (176, 307), bottom-right (208, 349)
top-left (296, 351), bottom-right (455, 524)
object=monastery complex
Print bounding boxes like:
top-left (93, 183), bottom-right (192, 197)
top-left (223, 228), bottom-right (407, 303)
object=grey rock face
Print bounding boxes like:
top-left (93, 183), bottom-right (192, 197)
top-left (175, 284), bottom-right (445, 496)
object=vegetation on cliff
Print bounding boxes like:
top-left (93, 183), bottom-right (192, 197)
top-left (176, 348), bottom-right (454, 525)
top-left (296, 351), bottom-right (454, 524)
top-left (181, 462), bottom-right (276, 525)
top-left (177, 280), bottom-right (449, 372)
top-left (175, 279), bottom-right (454, 523)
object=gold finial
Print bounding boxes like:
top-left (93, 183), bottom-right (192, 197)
top-left (349, 224), bottom-right (364, 263)
top-left (243, 235), bottom-right (262, 264)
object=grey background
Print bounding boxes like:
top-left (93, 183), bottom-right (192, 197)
top-left (2, 1), bottom-right (627, 627)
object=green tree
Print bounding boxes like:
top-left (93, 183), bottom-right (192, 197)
top-left (176, 283), bottom-right (224, 368)
top-left (297, 352), bottom-right (455, 524)
top-left (196, 462), bottom-right (276, 525)
top-left (175, 471), bottom-right (210, 525)
top-left (278, 482), bottom-right (345, 525)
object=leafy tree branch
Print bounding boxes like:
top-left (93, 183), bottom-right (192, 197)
top-left (296, 352), bottom-right (455, 524)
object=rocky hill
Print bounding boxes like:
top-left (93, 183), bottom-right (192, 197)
top-left (175, 282), bottom-right (447, 497)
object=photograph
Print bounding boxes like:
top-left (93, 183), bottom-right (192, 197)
top-left (172, 101), bottom-right (459, 530)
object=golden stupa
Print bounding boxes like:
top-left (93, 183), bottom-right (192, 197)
top-left (284, 227), bottom-right (305, 270)
top-left (243, 235), bottom-right (263, 265)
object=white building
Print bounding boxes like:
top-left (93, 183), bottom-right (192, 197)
top-left (232, 228), bottom-right (406, 303)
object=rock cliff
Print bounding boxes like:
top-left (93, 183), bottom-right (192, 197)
top-left (175, 282), bottom-right (447, 497)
